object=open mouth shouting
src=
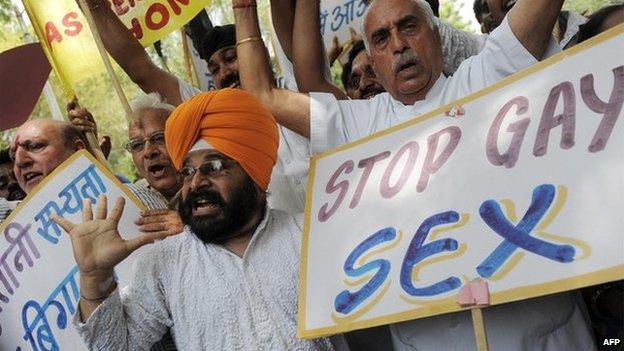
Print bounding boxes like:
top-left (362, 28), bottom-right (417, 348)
top-left (184, 188), bottom-right (227, 217)
top-left (395, 60), bottom-right (419, 76)
top-left (146, 161), bottom-right (172, 179)
top-left (192, 197), bottom-right (222, 216)
top-left (22, 171), bottom-right (44, 189)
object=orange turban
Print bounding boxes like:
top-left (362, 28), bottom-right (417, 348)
top-left (165, 89), bottom-right (278, 191)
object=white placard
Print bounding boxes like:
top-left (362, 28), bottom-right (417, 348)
top-left (319, 0), bottom-right (366, 51)
top-left (298, 26), bottom-right (624, 338)
top-left (184, 33), bottom-right (215, 91)
top-left (0, 150), bottom-right (147, 350)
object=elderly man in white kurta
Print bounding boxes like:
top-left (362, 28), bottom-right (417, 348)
top-left (53, 89), bottom-right (348, 350)
top-left (233, 0), bottom-right (596, 349)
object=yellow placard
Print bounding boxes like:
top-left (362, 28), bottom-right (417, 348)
top-left (22, 0), bottom-right (210, 92)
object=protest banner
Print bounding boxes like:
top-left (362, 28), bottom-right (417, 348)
top-left (22, 0), bottom-right (211, 92)
top-left (0, 150), bottom-right (149, 350)
top-left (297, 25), bottom-right (624, 338)
top-left (319, 0), bottom-right (365, 55)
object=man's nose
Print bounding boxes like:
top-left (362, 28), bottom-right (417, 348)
top-left (14, 147), bottom-right (32, 168)
top-left (189, 170), bottom-right (212, 192)
top-left (218, 65), bottom-right (235, 85)
top-left (359, 74), bottom-right (375, 91)
top-left (143, 141), bottom-right (160, 159)
top-left (390, 30), bottom-right (409, 54)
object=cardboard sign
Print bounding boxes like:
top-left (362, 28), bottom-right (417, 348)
top-left (319, 0), bottom-right (366, 52)
top-left (22, 0), bottom-right (211, 90)
top-left (0, 150), bottom-right (148, 350)
top-left (298, 26), bottom-right (624, 338)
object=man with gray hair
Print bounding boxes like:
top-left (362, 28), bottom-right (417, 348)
top-left (234, 0), bottom-right (595, 349)
top-left (126, 93), bottom-right (180, 203)
top-left (66, 94), bottom-right (184, 237)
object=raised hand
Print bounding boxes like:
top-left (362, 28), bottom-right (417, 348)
top-left (135, 209), bottom-right (184, 238)
top-left (67, 99), bottom-right (98, 137)
top-left (52, 195), bottom-right (161, 279)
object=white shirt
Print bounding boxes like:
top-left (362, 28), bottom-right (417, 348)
top-left (558, 11), bottom-right (587, 49)
top-left (179, 79), bottom-right (310, 214)
top-left (309, 17), bottom-right (542, 155)
top-left (308, 17), bottom-right (595, 351)
top-left (73, 209), bottom-right (348, 351)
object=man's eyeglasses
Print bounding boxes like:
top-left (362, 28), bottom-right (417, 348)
top-left (180, 159), bottom-right (229, 181)
top-left (124, 131), bottom-right (165, 154)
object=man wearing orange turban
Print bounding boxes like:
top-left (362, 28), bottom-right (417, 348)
top-left (165, 88), bottom-right (279, 191)
top-left (57, 89), bottom-right (348, 350)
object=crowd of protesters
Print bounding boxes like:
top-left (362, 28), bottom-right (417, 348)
top-left (1, 0), bottom-right (623, 349)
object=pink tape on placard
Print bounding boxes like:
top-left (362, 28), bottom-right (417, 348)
top-left (457, 279), bottom-right (490, 307)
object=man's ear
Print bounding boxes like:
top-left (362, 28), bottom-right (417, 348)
top-left (254, 183), bottom-right (267, 200)
top-left (74, 138), bottom-right (86, 151)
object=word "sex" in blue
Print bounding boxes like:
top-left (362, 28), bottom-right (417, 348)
top-left (335, 184), bottom-right (577, 316)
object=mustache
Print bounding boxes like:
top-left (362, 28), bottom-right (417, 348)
top-left (220, 73), bottom-right (240, 89)
top-left (392, 50), bottom-right (421, 74)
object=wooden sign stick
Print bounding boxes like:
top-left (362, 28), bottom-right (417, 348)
top-left (77, 0), bottom-right (134, 123)
top-left (180, 28), bottom-right (196, 87)
top-left (471, 307), bottom-right (489, 351)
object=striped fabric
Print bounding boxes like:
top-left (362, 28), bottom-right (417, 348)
top-left (126, 183), bottom-right (169, 210)
top-left (0, 197), bottom-right (12, 223)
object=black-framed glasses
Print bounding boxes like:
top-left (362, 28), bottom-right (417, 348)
top-left (180, 159), bottom-right (229, 181)
top-left (124, 131), bottom-right (165, 154)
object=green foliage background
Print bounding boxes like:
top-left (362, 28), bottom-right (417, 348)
top-left (0, 0), bottom-right (619, 181)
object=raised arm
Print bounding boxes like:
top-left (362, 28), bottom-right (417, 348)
top-left (291, 0), bottom-right (348, 99)
top-left (234, 0), bottom-right (311, 137)
top-left (82, 0), bottom-right (183, 105)
top-left (270, 0), bottom-right (296, 61)
top-left (507, 0), bottom-right (564, 59)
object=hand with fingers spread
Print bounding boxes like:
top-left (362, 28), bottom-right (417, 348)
top-left (52, 195), bottom-right (167, 319)
top-left (135, 209), bottom-right (184, 238)
top-left (52, 195), bottom-right (163, 279)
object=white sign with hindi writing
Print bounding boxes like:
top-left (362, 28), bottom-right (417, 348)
top-left (319, 0), bottom-right (366, 51)
top-left (298, 27), bottom-right (624, 338)
top-left (0, 150), bottom-right (147, 350)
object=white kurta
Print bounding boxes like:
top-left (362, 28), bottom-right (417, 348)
top-left (178, 80), bottom-right (310, 215)
top-left (308, 16), bottom-right (595, 351)
top-left (309, 17), bottom-right (555, 155)
top-left (73, 209), bottom-right (348, 350)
